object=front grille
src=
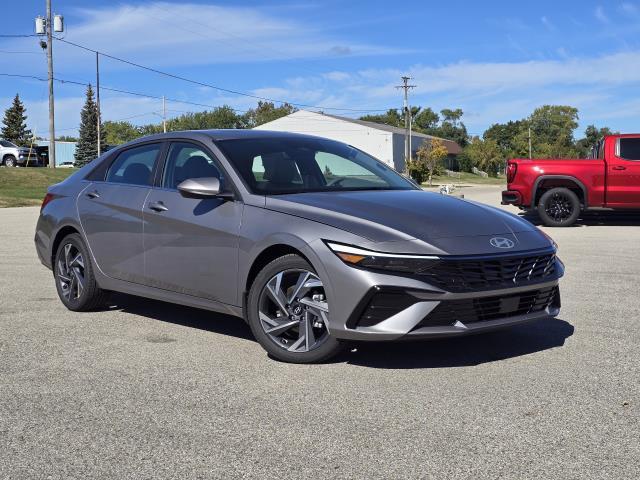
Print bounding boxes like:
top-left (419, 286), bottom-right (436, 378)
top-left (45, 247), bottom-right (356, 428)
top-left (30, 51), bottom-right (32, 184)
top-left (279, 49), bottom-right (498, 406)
top-left (415, 252), bottom-right (557, 292)
top-left (414, 286), bottom-right (559, 330)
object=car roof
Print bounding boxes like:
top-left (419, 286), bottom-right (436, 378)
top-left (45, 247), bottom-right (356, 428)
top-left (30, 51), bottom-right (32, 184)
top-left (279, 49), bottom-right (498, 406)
top-left (121, 129), bottom-right (331, 145)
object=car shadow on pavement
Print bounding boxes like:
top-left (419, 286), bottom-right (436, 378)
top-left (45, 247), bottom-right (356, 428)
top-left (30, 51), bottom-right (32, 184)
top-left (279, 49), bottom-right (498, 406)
top-left (106, 293), bottom-right (573, 369)
top-left (341, 318), bottom-right (574, 369)
top-left (106, 292), bottom-right (256, 342)
top-left (519, 211), bottom-right (640, 227)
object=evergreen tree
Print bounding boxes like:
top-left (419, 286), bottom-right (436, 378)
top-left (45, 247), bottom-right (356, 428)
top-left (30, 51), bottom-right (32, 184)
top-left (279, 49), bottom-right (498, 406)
top-left (1, 94), bottom-right (32, 146)
top-left (74, 85), bottom-right (104, 167)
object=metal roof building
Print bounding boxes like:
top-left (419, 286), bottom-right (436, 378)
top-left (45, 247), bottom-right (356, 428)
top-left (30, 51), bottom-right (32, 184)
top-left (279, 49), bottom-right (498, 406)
top-left (35, 140), bottom-right (77, 166)
top-left (254, 110), bottom-right (462, 172)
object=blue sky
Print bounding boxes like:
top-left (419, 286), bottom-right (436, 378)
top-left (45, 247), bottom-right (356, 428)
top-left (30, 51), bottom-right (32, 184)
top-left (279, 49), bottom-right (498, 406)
top-left (2, 0), bottom-right (640, 138)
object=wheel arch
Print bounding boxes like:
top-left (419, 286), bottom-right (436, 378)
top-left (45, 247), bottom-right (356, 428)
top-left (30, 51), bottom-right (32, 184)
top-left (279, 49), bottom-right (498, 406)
top-left (532, 175), bottom-right (588, 207)
top-left (50, 225), bottom-right (81, 267)
top-left (244, 243), bottom-right (312, 293)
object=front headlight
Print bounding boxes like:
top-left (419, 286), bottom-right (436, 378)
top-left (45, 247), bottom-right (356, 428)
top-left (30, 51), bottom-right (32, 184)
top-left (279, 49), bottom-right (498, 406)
top-left (325, 241), bottom-right (440, 273)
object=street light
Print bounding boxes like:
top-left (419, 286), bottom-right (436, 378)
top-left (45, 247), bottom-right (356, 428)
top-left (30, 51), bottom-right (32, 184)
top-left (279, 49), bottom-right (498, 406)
top-left (35, 2), bottom-right (64, 168)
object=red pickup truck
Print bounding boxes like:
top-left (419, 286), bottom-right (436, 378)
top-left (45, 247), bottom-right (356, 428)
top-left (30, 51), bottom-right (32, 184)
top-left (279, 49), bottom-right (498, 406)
top-left (502, 134), bottom-right (640, 226)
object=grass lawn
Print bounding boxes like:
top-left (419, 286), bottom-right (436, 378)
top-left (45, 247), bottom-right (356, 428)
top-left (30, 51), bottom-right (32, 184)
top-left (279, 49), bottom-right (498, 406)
top-left (0, 167), bottom-right (77, 207)
top-left (422, 171), bottom-right (506, 187)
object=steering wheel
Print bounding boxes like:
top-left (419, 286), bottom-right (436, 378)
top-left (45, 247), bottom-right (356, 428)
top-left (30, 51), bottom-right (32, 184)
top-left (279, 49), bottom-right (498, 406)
top-left (327, 177), bottom-right (346, 187)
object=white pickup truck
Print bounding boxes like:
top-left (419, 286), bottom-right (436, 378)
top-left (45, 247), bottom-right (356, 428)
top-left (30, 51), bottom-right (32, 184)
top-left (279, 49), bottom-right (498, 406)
top-left (0, 140), bottom-right (39, 167)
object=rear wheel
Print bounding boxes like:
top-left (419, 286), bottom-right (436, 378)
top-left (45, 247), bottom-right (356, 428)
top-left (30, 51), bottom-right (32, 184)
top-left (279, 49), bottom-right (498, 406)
top-left (3, 155), bottom-right (16, 167)
top-left (538, 187), bottom-right (580, 227)
top-left (247, 254), bottom-right (344, 363)
top-left (54, 233), bottom-right (109, 311)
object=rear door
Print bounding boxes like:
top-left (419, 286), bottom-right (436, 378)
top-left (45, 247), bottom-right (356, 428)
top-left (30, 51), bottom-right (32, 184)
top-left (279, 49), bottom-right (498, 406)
top-left (142, 141), bottom-right (243, 305)
top-left (606, 137), bottom-right (640, 207)
top-left (77, 142), bottom-right (163, 283)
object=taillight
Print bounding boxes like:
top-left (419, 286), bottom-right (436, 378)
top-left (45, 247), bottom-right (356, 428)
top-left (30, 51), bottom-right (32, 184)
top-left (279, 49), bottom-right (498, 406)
top-left (506, 162), bottom-right (517, 183)
top-left (41, 192), bottom-right (55, 211)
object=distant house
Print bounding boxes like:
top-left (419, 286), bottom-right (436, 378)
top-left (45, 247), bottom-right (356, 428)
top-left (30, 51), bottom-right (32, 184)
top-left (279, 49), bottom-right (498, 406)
top-left (35, 140), bottom-right (77, 166)
top-left (254, 110), bottom-right (462, 172)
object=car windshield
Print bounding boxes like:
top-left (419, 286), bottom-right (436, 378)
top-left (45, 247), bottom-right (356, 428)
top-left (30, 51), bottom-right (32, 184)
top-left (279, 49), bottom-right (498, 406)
top-left (0, 140), bottom-right (18, 148)
top-left (216, 137), bottom-right (416, 195)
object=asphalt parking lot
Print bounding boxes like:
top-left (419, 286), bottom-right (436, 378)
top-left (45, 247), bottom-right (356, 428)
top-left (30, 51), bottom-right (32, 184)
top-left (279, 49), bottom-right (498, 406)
top-left (1, 185), bottom-right (638, 479)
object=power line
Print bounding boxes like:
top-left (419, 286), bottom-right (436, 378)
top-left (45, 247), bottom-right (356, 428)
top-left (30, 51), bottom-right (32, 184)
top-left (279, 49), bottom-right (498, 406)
top-left (52, 36), bottom-right (389, 113)
top-left (0, 72), bottom-right (248, 113)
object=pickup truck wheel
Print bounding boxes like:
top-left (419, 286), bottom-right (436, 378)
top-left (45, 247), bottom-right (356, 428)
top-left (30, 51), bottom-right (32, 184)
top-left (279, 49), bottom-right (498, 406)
top-left (538, 187), bottom-right (580, 227)
top-left (3, 155), bottom-right (16, 167)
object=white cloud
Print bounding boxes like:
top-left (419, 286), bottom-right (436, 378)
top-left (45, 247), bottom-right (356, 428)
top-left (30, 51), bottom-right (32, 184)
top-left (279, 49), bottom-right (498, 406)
top-left (0, 1), bottom-right (403, 72)
top-left (620, 2), bottom-right (638, 14)
top-left (541, 16), bottom-right (555, 31)
top-left (595, 6), bottom-right (610, 23)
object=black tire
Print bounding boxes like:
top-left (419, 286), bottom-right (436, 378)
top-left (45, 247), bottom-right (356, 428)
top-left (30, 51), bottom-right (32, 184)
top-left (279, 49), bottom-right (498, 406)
top-left (3, 155), bottom-right (16, 167)
top-left (538, 187), bottom-right (580, 227)
top-left (53, 233), bottom-right (109, 311)
top-left (246, 254), bottom-right (344, 363)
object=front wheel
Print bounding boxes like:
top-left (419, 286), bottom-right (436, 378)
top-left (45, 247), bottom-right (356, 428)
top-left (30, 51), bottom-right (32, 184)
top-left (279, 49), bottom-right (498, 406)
top-left (538, 187), bottom-right (580, 227)
top-left (246, 254), bottom-right (344, 363)
top-left (3, 155), bottom-right (16, 167)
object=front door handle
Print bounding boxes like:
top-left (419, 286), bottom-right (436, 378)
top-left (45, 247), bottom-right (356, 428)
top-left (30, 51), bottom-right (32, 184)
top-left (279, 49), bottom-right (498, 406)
top-left (86, 190), bottom-right (100, 199)
top-left (612, 165), bottom-right (626, 170)
top-left (148, 201), bottom-right (168, 212)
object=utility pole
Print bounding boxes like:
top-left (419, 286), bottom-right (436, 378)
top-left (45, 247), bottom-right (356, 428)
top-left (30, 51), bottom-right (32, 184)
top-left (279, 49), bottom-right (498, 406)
top-left (46, 0), bottom-right (55, 168)
top-left (96, 51), bottom-right (101, 156)
top-left (395, 76), bottom-right (416, 171)
top-left (528, 126), bottom-right (532, 159)
top-left (162, 96), bottom-right (167, 133)
top-left (36, 2), bottom-right (63, 168)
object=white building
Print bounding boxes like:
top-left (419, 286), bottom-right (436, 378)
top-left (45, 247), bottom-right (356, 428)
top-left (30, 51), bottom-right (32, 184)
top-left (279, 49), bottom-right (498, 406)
top-left (254, 110), bottom-right (462, 172)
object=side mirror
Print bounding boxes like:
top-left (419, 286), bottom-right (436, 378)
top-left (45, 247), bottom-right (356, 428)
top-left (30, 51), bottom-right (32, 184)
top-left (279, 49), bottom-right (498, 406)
top-left (178, 177), bottom-right (227, 198)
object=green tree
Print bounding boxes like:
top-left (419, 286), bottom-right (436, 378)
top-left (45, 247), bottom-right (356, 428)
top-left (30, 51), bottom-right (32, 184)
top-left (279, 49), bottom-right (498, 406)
top-left (527, 105), bottom-right (579, 158)
top-left (483, 120), bottom-right (526, 157)
top-left (1, 94), bottom-right (32, 146)
top-left (56, 135), bottom-right (78, 142)
top-left (413, 107), bottom-right (439, 133)
top-left (166, 106), bottom-right (241, 131)
top-left (242, 101), bottom-right (295, 128)
top-left (464, 137), bottom-right (503, 177)
top-left (102, 120), bottom-right (142, 145)
top-left (359, 108), bottom-right (403, 127)
top-left (437, 108), bottom-right (469, 147)
top-left (415, 138), bottom-right (449, 185)
top-left (74, 85), bottom-right (104, 167)
top-left (575, 125), bottom-right (614, 157)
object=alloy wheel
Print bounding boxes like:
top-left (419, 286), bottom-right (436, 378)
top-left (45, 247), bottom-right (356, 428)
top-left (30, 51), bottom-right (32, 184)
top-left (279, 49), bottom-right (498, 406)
top-left (57, 243), bottom-right (86, 301)
top-left (258, 269), bottom-right (329, 353)
top-left (545, 191), bottom-right (574, 223)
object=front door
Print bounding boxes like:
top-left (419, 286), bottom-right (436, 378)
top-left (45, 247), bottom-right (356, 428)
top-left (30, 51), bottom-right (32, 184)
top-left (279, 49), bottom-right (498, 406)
top-left (77, 142), bottom-right (163, 283)
top-left (607, 136), bottom-right (640, 207)
top-left (142, 141), bottom-right (243, 305)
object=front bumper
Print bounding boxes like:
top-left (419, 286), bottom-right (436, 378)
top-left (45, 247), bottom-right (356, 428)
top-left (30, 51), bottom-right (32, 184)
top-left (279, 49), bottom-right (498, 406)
top-left (337, 280), bottom-right (560, 341)
top-left (311, 239), bottom-right (564, 342)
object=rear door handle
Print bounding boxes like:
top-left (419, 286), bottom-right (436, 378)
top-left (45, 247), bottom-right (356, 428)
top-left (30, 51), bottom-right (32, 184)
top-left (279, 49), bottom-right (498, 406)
top-left (148, 201), bottom-right (168, 212)
top-left (612, 165), bottom-right (626, 170)
top-left (86, 190), bottom-right (100, 199)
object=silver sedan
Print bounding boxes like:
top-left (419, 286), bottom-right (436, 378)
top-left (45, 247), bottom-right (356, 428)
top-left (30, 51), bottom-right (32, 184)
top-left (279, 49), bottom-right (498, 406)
top-left (35, 130), bottom-right (563, 363)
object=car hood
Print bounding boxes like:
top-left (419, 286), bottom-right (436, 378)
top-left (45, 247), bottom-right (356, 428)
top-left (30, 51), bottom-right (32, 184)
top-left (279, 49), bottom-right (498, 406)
top-left (265, 190), bottom-right (543, 251)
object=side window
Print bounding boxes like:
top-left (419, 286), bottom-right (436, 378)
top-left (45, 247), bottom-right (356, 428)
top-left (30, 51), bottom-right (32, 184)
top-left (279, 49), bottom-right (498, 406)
top-left (251, 152), bottom-right (303, 191)
top-left (106, 143), bottom-right (161, 186)
top-left (618, 138), bottom-right (640, 160)
top-left (162, 142), bottom-right (223, 190)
